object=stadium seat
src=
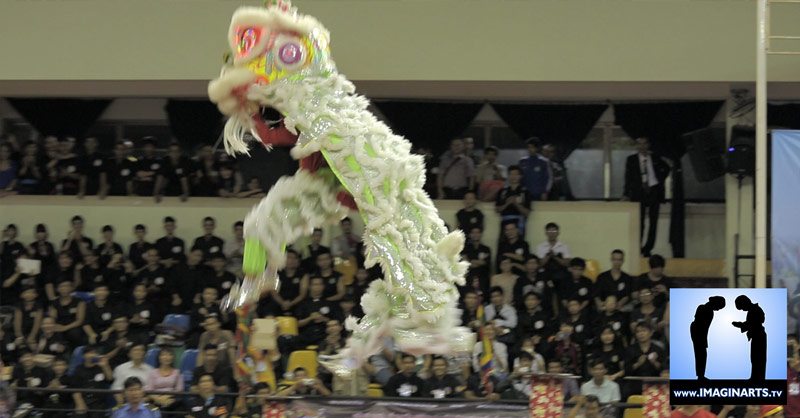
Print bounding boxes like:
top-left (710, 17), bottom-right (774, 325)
top-left (286, 350), bottom-right (318, 378)
top-left (72, 291), bottom-right (95, 303)
top-left (179, 349), bottom-right (199, 386)
top-left (145, 347), bottom-right (160, 368)
top-left (163, 314), bottom-right (191, 333)
top-left (626, 395), bottom-right (645, 406)
top-left (276, 316), bottom-right (299, 336)
top-left (68, 346), bottom-right (86, 376)
top-left (367, 387), bottom-right (384, 397)
top-left (623, 409), bottom-right (643, 418)
top-left (335, 256), bottom-right (357, 285)
top-left (585, 259), bottom-right (600, 281)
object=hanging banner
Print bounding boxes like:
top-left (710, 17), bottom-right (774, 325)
top-left (284, 398), bottom-right (530, 418)
top-left (771, 130), bottom-right (800, 335)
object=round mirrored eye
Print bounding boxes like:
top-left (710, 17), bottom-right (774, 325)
top-left (278, 42), bottom-right (302, 65)
top-left (272, 36), bottom-right (307, 71)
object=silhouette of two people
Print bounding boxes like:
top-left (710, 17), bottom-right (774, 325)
top-left (690, 294), bottom-right (767, 382)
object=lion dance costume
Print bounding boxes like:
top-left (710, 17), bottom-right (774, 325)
top-left (208, 0), bottom-right (474, 375)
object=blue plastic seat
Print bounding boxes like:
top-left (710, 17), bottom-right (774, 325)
top-left (179, 349), bottom-right (199, 387)
top-left (72, 291), bottom-right (95, 303)
top-left (68, 346), bottom-right (86, 376)
top-left (163, 314), bottom-right (191, 333)
top-left (145, 347), bottom-right (160, 368)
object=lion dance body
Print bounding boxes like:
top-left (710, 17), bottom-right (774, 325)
top-left (208, 0), bottom-right (473, 375)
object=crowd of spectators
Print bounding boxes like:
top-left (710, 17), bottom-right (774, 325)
top-left (0, 135), bottom-right (265, 201)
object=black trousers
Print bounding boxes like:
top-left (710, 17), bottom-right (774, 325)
top-left (639, 189), bottom-right (660, 255)
top-left (443, 187), bottom-right (469, 200)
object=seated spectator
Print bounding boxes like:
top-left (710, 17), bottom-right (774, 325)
top-left (70, 344), bottom-right (113, 418)
top-left (235, 382), bottom-right (273, 417)
top-left (317, 319), bottom-right (345, 356)
top-left (567, 395), bottom-right (603, 418)
top-left (364, 337), bottom-right (397, 386)
top-left (190, 287), bottom-right (224, 338)
top-left (193, 217), bottom-right (225, 262)
top-left (315, 252), bottom-right (344, 302)
top-left (437, 138), bottom-right (475, 200)
top-left (519, 138), bottom-right (551, 201)
top-left (133, 137), bottom-right (160, 196)
top-left (491, 258), bottom-right (519, 305)
top-left (484, 287), bottom-right (517, 344)
top-left (83, 284), bottom-right (116, 345)
top-left (595, 295), bottom-right (629, 341)
top-left (2, 255), bottom-right (40, 307)
top-left (535, 222), bottom-right (571, 281)
top-left (551, 323), bottom-right (583, 376)
top-left (49, 280), bottom-right (86, 347)
top-left (34, 316), bottom-right (68, 357)
top-left (464, 370), bottom-right (502, 401)
top-left (625, 321), bottom-right (665, 395)
top-left (289, 277), bottom-right (341, 350)
top-left (111, 344), bottom-right (154, 405)
top-left (54, 137), bottom-right (82, 196)
top-left (629, 288), bottom-right (665, 339)
top-left (0, 143), bottom-right (17, 195)
top-left (580, 360), bottom-right (621, 403)
top-left (104, 314), bottom-right (149, 369)
top-left (496, 221), bottom-right (529, 274)
top-left (103, 253), bottom-right (132, 302)
top-left (0, 224), bottom-right (25, 281)
top-left (513, 255), bottom-right (555, 314)
top-left (60, 215), bottom-right (93, 262)
top-left (460, 227), bottom-right (491, 296)
top-left (155, 216), bottom-right (186, 269)
top-left (546, 359), bottom-right (580, 402)
top-left (78, 137), bottom-right (106, 198)
top-left (0, 325), bottom-right (19, 364)
top-left (16, 141), bottom-right (42, 195)
top-left (187, 374), bottom-right (232, 418)
top-left (562, 298), bottom-right (593, 346)
top-left (145, 349), bottom-right (184, 411)
top-left (127, 283), bottom-right (156, 338)
top-left (191, 344), bottom-right (234, 393)
top-left (588, 326), bottom-right (626, 382)
top-left (197, 315), bottom-right (236, 368)
top-left (12, 348), bottom-right (52, 406)
top-left (344, 267), bottom-right (372, 308)
top-left (43, 356), bottom-right (71, 412)
top-left (224, 221), bottom-right (244, 274)
top-left (456, 191), bottom-right (484, 234)
top-left (28, 223), bottom-right (57, 281)
top-left (426, 356), bottom-right (464, 399)
top-left (76, 251), bottom-right (105, 291)
top-left (136, 248), bottom-right (172, 318)
top-left (128, 224), bottom-right (152, 269)
top-left (277, 367), bottom-right (332, 396)
top-left (262, 249), bottom-right (306, 316)
top-left (671, 405), bottom-right (720, 418)
top-left (514, 337), bottom-right (546, 373)
top-left (633, 254), bottom-right (671, 309)
top-left (494, 165), bottom-right (532, 236)
top-left (154, 142), bottom-right (191, 202)
top-left (173, 249), bottom-right (211, 311)
top-left (384, 353), bottom-right (428, 398)
top-left (105, 140), bottom-right (135, 196)
top-left (192, 145), bottom-right (220, 197)
top-left (505, 351), bottom-right (538, 399)
top-left (594, 249), bottom-right (633, 311)
top-left (47, 252), bottom-right (79, 301)
top-left (215, 163), bottom-right (242, 197)
top-left (472, 324), bottom-right (509, 375)
top-left (97, 225), bottom-right (125, 268)
top-left (460, 290), bottom-right (482, 333)
top-left (558, 258), bottom-right (594, 311)
top-left (302, 228), bottom-right (330, 270)
top-left (237, 176), bottom-right (266, 198)
top-left (517, 292), bottom-right (553, 342)
top-left (331, 217), bottom-right (361, 260)
top-left (205, 253), bottom-right (236, 298)
top-left (14, 285), bottom-right (42, 348)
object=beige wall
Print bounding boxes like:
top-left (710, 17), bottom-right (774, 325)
top-left (2, 0), bottom-right (800, 83)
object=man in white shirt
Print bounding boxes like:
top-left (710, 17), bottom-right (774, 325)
top-left (580, 360), bottom-right (621, 403)
top-left (111, 344), bottom-right (154, 405)
top-left (535, 222), bottom-right (572, 283)
top-left (472, 324), bottom-right (509, 375)
top-left (484, 287), bottom-right (518, 331)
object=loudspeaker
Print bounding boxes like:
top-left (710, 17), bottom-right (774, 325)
top-left (683, 127), bottom-right (726, 182)
top-left (727, 125), bottom-right (755, 177)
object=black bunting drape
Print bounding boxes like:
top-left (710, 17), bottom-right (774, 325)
top-left (614, 101), bottom-right (724, 258)
top-left (490, 103), bottom-right (608, 160)
top-left (373, 101), bottom-right (483, 156)
top-left (164, 99), bottom-right (225, 147)
top-left (768, 103), bottom-right (800, 129)
top-left (6, 98), bottom-right (111, 138)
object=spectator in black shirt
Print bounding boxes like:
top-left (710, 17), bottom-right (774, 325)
top-left (293, 277), bottom-right (341, 349)
top-left (426, 356), bottom-right (464, 399)
top-left (46, 252), bottom-right (79, 302)
top-left (557, 258), bottom-right (594, 311)
top-left (0, 224), bottom-right (25, 280)
top-left (155, 142), bottom-right (192, 202)
top-left (456, 191), bottom-right (484, 234)
top-left (106, 140), bottom-right (135, 196)
top-left (464, 372), bottom-right (502, 401)
top-left (29, 223), bottom-right (57, 282)
top-left (70, 344), bottom-right (114, 418)
top-left (588, 326), bottom-right (626, 381)
top-left (206, 253), bottom-right (236, 298)
top-left (60, 215), bottom-right (94, 262)
top-left (460, 227), bottom-right (491, 296)
top-left (136, 248), bottom-right (173, 312)
top-left (302, 228), bottom-right (330, 271)
top-left (17, 141), bottom-right (44, 194)
top-left (594, 295), bottom-right (630, 342)
top-left (277, 367), bottom-right (332, 396)
top-left (78, 137), bottom-right (107, 198)
top-left (14, 286), bottom-right (42, 348)
top-left (54, 137), bottom-right (82, 195)
top-left (187, 374), bottom-right (231, 418)
top-left (193, 217), bottom-right (225, 262)
top-left (172, 248), bottom-right (210, 310)
top-left (460, 290), bottom-right (482, 333)
top-left (594, 249), bottom-right (633, 311)
top-left (191, 344), bottom-right (233, 393)
top-left (34, 316), bottom-right (69, 357)
top-left (128, 283), bottom-right (156, 339)
top-left (384, 353), bottom-right (428, 398)
top-left (12, 348), bottom-right (52, 405)
top-left (43, 356), bottom-right (72, 413)
top-left (76, 251), bottom-right (105, 292)
top-left (496, 221), bottom-right (529, 274)
top-left (155, 216), bottom-right (186, 269)
top-left (97, 225), bottom-right (125, 269)
top-left (315, 252), bottom-right (344, 302)
top-left (83, 284), bottom-right (116, 345)
top-left (513, 255), bottom-right (555, 315)
top-left (216, 163), bottom-right (242, 197)
top-left (104, 253), bottom-right (132, 302)
top-left (49, 280), bottom-right (86, 347)
top-left (629, 288), bottom-right (666, 340)
top-left (270, 249), bottom-right (307, 315)
top-left (624, 321), bottom-right (665, 395)
top-left (633, 254), bottom-right (671, 309)
top-left (495, 165), bottom-right (532, 236)
top-left (2, 258), bottom-right (40, 307)
top-left (517, 292), bottom-right (553, 342)
top-left (129, 224), bottom-right (152, 269)
top-left (561, 298), bottom-right (593, 346)
top-left (192, 145), bottom-right (220, 197)
top-left (104, 314), bottom-right (149, 369)
top-left (133, 137), bottom-right (160, 196)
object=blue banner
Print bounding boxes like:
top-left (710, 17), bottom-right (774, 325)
top-left (771, 130), bottom-right (800, 335)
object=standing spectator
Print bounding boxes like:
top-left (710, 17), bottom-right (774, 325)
top-left (190, 345), bottom-right (233, 393)
top-left (193, 217), bottom-right (225, 262)
top-left (331, 217), bottom-right (361, 260)
top-left (535, 222), bottom-right (571, 283)
top-left (415, 146), bottom-right (438, 198)
top-left (474, 145), bottom-right (507, 201)
top-left (61, 215), bottom-right (94, 262)
top-left (460, 227), bottom-right (491, 296)
top-left (1, 224), bottom-right (25, 280)
top-left (133, 137), bottom-right (160, 197)
top-left (463, 137), bottom-right (481, 165)
top-left (97, 225), bottom-right (125, 268)
top-left (70, 345), bottom-right (113, 418)
top-left (0, 143), bottom-right (17, 196)
top-left (154, 142), bottom-right (191, 202)
top-left (128, 224), bottom-right (152, 270)
top-left (580, 360), bottom-right (621, 403)
top-left (49, 280), bottom-right (86, 347)
top-left (622, 137), bottom-right (671, 257)
top-left (111, 344), bottom-right (154, 405)
top-left (155, 217), bottom-right (186, 269)
top-left (541, 144), bottom-right (573, 201)
top-left (186, 374), bottom-right (231, 418)
top-left (16, 141), bottom-right (43, 194)
top-left (594, 250), bottom-right (633, 311)
top-left (277, 367), bottom-right (332, 396)
top-left (78, 137), bottom-right (107, 199)
top-left (216, 163), bottom-right (242, 197)
top-left (106, 140), bottom-right (135, 196)
top-left (456, 191), bottom-right (484, 234)
top-left (495, 165), bottom-right (532, 235)
top-left (223, 221), bottom-right (244, 274)
top-left (496, 221), bottom-right (529, 273)
top-left (14, 286), bottom-right (42, 348)
top-left (633, 254), bottom-right (671, 309)
top-left (383, 354), bottom-right (428, 398)
top-left (437, 138), bottom-right (475, 199)
top-left (472, 324), bottom-right (509, 375)
top-left (490, 259), bottom-right (519, 305)
top-left (55, 137), bottom-right (82, 195)
top-left (425, 356), bottom-right (464, 399)
top-left (518, 138), bottom-right (550, 201)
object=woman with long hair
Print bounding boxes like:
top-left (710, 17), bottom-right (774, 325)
top-left (145, 349), bottom-right (184, 411)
